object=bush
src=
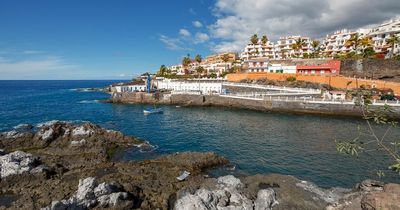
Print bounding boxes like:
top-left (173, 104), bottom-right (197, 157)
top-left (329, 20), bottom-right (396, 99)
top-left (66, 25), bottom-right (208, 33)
top-left (286, 76), bottom-right (296, 82)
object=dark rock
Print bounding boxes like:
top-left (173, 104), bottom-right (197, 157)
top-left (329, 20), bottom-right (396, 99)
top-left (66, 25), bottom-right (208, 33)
top-left (356, 179), bottom-right (384, 192)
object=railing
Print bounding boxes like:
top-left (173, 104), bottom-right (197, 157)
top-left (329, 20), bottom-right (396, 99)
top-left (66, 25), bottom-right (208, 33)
top-left (171, 90), bottom-right (202, 95)
top-left (220, 93), bottom-right (400, 106)
top-left (223, 82), bottom-right (321, 94)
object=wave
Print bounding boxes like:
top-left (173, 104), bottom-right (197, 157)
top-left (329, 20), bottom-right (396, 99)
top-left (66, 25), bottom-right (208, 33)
top-left (78, 100), bottom-right (99, 104)
top-left (138, 141), bottom-right (158, 153)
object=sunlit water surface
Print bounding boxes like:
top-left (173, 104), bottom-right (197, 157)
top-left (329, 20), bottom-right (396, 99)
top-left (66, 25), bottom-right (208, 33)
top-left (1, 80), bottom-right (399, 188)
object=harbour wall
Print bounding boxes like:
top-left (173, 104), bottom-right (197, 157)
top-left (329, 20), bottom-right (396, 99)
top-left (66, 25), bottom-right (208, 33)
top-left (109, 92), bottom-right (400, 118)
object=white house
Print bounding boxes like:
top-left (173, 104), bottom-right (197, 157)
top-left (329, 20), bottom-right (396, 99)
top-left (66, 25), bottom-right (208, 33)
top-left (245, 59), bottom-right (269, 73)
top-left (112, 82), bottom-right (147, 93)
top-left (268, 64), bottom-right (297, 74)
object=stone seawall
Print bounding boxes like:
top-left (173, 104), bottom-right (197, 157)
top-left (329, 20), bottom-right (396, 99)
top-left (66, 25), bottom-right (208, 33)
top-left (109, 92), bottom-right (400, 118)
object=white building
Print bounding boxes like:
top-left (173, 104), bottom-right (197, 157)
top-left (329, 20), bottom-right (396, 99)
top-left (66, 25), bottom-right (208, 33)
top-left (240, 41), bottom-right (275, 61)
top-left (274, 36), bottom-right (312, 59)
top-left (169, 64), bottom-right (184, 75)
top-left (268, 64), bottom-right (297, 74)
top-left (155, 79), bottom-right (224, 94)
top-left (201, 63), bottom-right (232, 76)
top-left (240, 36), bottom-right (312, 61)
top-left (323, 28), bottom-right (370, 57)
top-left (112, 83), bottom-right (147, 93)
top-left (245, 59), bottom-right (269, 73)
top-left (368, 19), bottom-right (400, 56)
top-left (245, 59), bottom-right (297, 74)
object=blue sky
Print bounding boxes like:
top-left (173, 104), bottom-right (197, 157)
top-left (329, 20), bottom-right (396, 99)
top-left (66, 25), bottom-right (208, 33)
top-left (1, 0), bottom-right (399, 79)
top-left (0, 0), bottom-right (215, 79)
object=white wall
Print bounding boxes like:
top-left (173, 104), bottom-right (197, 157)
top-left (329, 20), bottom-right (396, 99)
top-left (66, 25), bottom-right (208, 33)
top-left (156, 79), bottom-right (223, 93)
top-left (114, 85), bottom-right (146, 93)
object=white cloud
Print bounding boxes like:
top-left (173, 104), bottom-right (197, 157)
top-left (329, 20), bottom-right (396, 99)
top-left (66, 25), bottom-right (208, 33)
top-left (0, 56), bottom-right (79, 79)
top-left (194, 33), bottom-right (210, 44)
top-left (159, 35), bottom-right (185, 50)
top-left (209, 0), bottom-right (400, 53)
top-left (192, 21), bottom-right (203, 28)
top-left (189, 8), bottom-right (197, 15)
top-left (22, 50), bottom-right (45, 54)
top-left (179, 29), bottom-right (191, 37)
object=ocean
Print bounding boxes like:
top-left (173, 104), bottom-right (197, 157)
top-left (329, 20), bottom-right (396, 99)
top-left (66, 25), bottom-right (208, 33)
top-left (1, 80), bottom-right (399, 188)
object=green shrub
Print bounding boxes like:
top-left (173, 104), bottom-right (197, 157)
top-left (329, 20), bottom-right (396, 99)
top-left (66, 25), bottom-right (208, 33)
top-left (286, 76), bottom-right (296, 82)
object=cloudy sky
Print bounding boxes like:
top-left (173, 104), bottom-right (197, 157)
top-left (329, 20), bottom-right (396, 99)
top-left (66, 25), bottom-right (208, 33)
top-left (0, 0), bottom-right (399, 79)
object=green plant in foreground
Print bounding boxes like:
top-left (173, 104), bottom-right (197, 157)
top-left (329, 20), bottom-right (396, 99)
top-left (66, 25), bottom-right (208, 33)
top-left (336, 93), bottom-right (400, 176)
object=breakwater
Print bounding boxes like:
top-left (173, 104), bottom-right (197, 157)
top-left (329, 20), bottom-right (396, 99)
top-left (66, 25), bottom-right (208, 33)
top-left (109, 92), bottom-right (400, 118)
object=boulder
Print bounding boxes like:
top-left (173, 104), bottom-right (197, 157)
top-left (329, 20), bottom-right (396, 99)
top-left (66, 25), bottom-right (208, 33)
top-left (1, 130), bottom-right (24, 139)
top-left (383, 183), bottom-right (400, 193)
top-left (37, 127), bottom-right (54, 141)
top-left (97, 192), bottom-right (130, 207)
top-left (76, 177), bottom-right (97, 201)
top-left (356, 179), bottom-right (384, 192)
top-left (175, 175), bottom-right (261, 210)
top-left (217, 175), bottom-right (243, 190)
top-left (94, 182), bottom-right (118, 197)
top-left (360, 183), bottom-right (400, 210)
top-left (254, 189), bottom-right (278, 210)
top-left (0, 151), bottom-right (39, 178)
top-left (42, 177), bottom-right (132, 210)
top-left (361, 192), bottom-right (400, 210)
top-left (72, 125), bottom-right (95, 137)
top-left (0, 149), bottom-right (5, 156)
top-left (70, 139), bottom-right (87, 146)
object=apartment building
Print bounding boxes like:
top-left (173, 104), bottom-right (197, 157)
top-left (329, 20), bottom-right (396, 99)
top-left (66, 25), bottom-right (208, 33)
top-left (274, 36), bottom-right (312, 59)
top-left (368, 19), bottom-right (400, 56)
top-left (322, 19), bottom-right (400, 57)
top-left (240, 41), bottom-right (275, 61)
top-left (204, 52), bottom-right (237, 64)
top-left (240, 36), bottom-right (312, 60)
top-left (244, 58), bottom-right (297, 74)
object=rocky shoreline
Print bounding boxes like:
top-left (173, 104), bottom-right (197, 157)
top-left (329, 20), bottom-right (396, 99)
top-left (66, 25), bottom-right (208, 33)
top-left (1, 121), bottom-right (399, 209)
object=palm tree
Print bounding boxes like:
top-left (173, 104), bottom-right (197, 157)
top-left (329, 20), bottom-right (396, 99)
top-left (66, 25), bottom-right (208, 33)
top-left (311, 40), bottom-right (320, 58)
top-left (387, 34), bottom-right (400, 58)
top-left (182, 54), bottom-right (191, 74)
top-left (195, 54), bottom-right (202, 64)
top-left (195, 66), bottom-right (204, 78)
top-left (261, 35), bottom-right (268, 45)
top-left (221, 54), bottom-right (231, 72)
top-left (291, 38), bottom-right (306, 58)
top-left (158, 64), bottom-right (167, 76)
top-left (250, 34), bottom-right (259, 45)
top-left (360, 37), bottom-right (373, 49)
top-left (345, 33), bottom-right (361, 54)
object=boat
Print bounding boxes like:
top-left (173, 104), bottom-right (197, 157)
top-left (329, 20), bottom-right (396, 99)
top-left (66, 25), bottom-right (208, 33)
top-left (143, 108), bottom-right (163, 115)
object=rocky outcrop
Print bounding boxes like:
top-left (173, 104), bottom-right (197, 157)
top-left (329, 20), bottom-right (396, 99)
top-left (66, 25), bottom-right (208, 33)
top-left (0, 121), bottom-right (148, 170)
top-left (0, 151), bottom-right (45, 179)
top-left (1, 121), bottom-right (400, 210)
top-left (42, 177), bottom-right (133, 210)
top-left (175, 175), bottom-right (275, 210)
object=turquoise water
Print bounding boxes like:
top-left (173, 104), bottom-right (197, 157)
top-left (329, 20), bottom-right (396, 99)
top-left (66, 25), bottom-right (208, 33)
top-left (1, 80), bottom-right (399, 188)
